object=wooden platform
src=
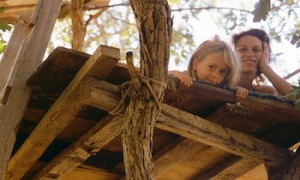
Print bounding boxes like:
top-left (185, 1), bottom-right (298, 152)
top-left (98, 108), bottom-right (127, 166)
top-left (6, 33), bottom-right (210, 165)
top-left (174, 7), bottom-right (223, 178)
top-left (6, 46), bottom-right (300, 179)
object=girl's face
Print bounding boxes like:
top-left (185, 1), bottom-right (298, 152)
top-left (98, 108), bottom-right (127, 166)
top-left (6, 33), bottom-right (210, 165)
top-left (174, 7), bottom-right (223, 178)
top-left (192, 52), bottom-right (229, 85)
top-left (235, 35), bottom-right (263, 73)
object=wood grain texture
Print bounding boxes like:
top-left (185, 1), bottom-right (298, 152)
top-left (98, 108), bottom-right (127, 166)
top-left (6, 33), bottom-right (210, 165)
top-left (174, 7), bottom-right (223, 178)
top-left (0, 0), bottom-right (63, 177)
top-left (33, 115), bottom-right (123, 179)
top-left (4, 45), bottom-right (120, 179)
top-left (81, 78), bottom-right (293, 168)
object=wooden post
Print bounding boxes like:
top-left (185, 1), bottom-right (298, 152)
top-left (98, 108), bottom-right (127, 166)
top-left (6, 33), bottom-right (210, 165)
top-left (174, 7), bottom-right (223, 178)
top-left (123, 1), bottom-right (172, 179)
top-left (0, 0), bottom-right (62, 177)
top-left (267, 147), bottom-right (300, 180)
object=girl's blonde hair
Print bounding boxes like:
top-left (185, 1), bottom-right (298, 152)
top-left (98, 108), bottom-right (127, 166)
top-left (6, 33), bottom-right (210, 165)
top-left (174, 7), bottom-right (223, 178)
top-left (187, 36), bottom-right (240, 88)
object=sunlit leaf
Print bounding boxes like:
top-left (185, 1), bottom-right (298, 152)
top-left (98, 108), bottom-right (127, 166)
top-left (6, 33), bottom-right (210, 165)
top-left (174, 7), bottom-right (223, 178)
top-left (0, 23), bottom-right (12, 32)
top-left (252, 0), bottom-right (270, 22)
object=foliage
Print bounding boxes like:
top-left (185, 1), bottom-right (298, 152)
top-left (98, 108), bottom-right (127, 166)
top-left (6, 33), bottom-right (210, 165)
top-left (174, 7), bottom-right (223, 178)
top-left (1, 0), bottom-right (300, 78)
top-left (0, 7), bottom-right (13, 54)
top-left (252, 0), bottom-right (270, 22)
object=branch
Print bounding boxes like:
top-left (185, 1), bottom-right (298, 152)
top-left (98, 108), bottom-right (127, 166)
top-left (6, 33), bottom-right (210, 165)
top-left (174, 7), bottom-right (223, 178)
top-left (284, 69), bottom-right (300, 80)
top-left (88, 3), bottom-right (252, 14)
top-left (171, 6), bottom-right (252, 13)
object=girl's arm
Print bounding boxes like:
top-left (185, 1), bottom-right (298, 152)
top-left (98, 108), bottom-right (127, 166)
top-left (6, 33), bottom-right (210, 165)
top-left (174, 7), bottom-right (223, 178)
top-left (168, 70), bottom-right (195, 87)
top-left (235, 86), bottom-right (249, 102)
top-left (259, 43), bottom-right (293, 95)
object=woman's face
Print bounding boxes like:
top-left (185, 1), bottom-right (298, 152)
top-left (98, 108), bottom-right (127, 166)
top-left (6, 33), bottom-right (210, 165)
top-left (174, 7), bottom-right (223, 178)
top-left (235, 35), bottom-right (263, 74)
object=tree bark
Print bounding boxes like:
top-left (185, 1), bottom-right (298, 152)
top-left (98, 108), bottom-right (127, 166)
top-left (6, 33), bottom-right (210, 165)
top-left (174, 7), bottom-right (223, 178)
top-left (122, 1), bottom-right (172, 179)
top-left (71, 0), bottom-right (85, 51)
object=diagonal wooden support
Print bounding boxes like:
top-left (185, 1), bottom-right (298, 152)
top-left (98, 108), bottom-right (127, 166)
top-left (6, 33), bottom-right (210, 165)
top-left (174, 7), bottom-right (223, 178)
top-left (153, 137), bottom-right (209, 177)
top-left (33, 115), bottom-right (123, 179)
top-left (0, 0), bottom-right (63, 177)
top-left (80, 78), bottom-right (293, 169)
top-left (157, 104), bottom-right (292, 168)
top-left (194, 156), bottom-right (260, 179)
top-left (153, 102), bottom-right (253, 178)
top-left (4, 45), bottom-right (120, 180)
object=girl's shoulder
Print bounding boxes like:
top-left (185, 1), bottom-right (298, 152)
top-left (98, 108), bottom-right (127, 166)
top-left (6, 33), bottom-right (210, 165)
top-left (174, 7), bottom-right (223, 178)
top-left (255, 85), bottom-right (279, 95)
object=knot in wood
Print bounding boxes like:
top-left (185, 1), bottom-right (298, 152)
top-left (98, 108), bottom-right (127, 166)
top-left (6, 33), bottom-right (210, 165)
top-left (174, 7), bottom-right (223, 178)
top-left (225, 103), bottom-right (252, 117)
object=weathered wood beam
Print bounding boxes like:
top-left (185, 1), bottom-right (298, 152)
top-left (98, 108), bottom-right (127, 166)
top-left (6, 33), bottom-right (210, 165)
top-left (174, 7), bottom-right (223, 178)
top-left (25, 161), bottom-right (120, 179)
top-left (0, 6), bottom-right (35, 23)
top-left (153, 103), bottom-right (253, 178)
top-left (80, 78), bottom-right (293, 168)
top-left (153, 137), bottom-right (209, 177)
top-left (4, 45), bottom-right (120, 179)
top-left (267, 148), bottom-right (300, 180)
top-left (195, 156), bottom-right (260, 180)
top-left (0, 0), bottom-right (63, 177)
top-left (33, 115), bottom-right (123, 179)
top-left (0, 0), bottom-right (37, 7)
top-left (0, 0), bottom-right (111, 23)
top-left (157, 104), bottom-right (292, 168)
top-left (155, 103), bottom-right (258, 179)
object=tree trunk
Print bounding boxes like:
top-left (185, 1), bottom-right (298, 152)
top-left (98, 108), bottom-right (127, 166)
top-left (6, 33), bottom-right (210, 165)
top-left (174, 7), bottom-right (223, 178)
top-left (71, 0), bottom-right (85, 51)
top-left (122, 1), bottom-right (172, 179)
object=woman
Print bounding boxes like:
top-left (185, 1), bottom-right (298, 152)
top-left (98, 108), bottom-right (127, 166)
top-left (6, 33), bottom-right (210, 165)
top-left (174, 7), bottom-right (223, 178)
top-left (232, 28), bottom-right (293, 95)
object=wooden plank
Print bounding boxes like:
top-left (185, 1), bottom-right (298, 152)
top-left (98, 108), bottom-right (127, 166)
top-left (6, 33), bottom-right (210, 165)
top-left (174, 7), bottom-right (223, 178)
top-left (23, 161), bottom-right (120, 180)
top-left (157, 105), bottom-right (292, 168)
top-left (0, 0), bottom-right (111, 23)
top-left (0, 0), bottom-right (63, 177)
top-left (61, 166), bottom-right (120, 180)
top-left (4, 45), bottom-right (120, 179)
top-left (33, 115), bottom-right (123, 179)
top-left (153, 137), bottom-right (209, 177)
top-left (0, 13), bottom-right (31, 103)
top-left (80, 78), bottom-right (293, 168)
top-left (153, 102), bottom-right (253, 178)
top-left (195, 157), bottom-right (259, 180)
top-left (0, 0), bottom-right (37, 7)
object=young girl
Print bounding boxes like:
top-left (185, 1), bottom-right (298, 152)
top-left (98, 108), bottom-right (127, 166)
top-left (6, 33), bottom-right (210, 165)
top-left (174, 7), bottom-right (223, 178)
top-left (169, 36), bottom-right (248, 101)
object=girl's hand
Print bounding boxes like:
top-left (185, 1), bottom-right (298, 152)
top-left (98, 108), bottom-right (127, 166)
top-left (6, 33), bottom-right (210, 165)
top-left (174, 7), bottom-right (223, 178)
top-left (259, 42), bottom-right (270, 73)
top-left (169, 71), bottom-right (195, 87)
top-left (236, 86), bottom-right (249, 102)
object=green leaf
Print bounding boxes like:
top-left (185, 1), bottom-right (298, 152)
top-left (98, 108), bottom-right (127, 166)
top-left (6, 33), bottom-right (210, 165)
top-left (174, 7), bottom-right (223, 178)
top-left (291, 33), bottom-right (300, 48)
top-left (0, 23), bottom-right (12, 32)
top-left (252, 0), bottom-right (270, 22)
top-left (0, 40), bottom-right (6, 53)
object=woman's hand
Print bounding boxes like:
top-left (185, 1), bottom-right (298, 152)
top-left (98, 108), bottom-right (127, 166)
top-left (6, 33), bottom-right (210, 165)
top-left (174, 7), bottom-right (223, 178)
top-left (259, 42), bottom-right (270, 73)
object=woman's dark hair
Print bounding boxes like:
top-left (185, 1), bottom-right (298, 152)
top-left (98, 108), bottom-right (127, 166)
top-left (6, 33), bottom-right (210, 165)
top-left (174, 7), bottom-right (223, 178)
top-left (232, 28), bottom-right (270, 46)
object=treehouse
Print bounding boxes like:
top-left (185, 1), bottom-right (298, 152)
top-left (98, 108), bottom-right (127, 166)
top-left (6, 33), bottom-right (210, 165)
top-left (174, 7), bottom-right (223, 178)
top-left (0, 0), bottom-right (299, 180)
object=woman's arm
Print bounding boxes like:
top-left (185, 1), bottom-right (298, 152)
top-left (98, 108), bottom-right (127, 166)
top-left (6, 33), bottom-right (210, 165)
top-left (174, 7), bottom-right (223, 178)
top-left (259, 43), bottom-right (293, 95)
